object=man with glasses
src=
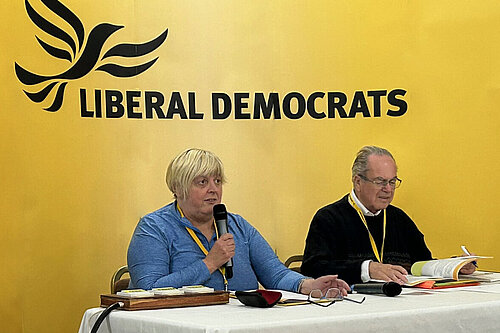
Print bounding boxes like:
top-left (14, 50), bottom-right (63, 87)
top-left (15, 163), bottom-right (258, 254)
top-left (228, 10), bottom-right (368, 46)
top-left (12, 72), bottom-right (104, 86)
top-left (301, 146), bottom-right (433, 285)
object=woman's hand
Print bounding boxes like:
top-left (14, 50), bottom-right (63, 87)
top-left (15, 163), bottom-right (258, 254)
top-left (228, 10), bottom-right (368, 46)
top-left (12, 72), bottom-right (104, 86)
top-left (299, 275), bottom-right (351, 296)
top-left (203, 233), bottom-right (235, 273)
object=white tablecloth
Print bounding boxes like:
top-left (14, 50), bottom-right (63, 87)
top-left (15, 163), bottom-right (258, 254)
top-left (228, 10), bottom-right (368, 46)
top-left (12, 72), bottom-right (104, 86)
top-left (79, 283), bottom-right (500, 333)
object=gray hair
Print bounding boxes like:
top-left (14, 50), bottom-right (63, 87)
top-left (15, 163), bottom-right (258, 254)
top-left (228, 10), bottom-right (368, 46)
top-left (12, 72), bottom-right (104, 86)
top-left (351, 146), bottom-right (396, 180)
top-left (166, 148), bottom-right (226, 200)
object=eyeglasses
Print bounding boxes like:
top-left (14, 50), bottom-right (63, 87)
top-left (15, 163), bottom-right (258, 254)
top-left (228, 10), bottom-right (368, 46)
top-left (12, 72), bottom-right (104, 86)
top-left (358, 174), bottom-right (402, 189)
top-left (307, 288), bottom-right (366, 307)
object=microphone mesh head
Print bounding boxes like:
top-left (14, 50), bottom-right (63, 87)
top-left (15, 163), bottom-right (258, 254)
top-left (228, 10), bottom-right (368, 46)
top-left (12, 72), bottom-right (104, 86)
top-left (383, 282), bottom-right (402, 297)
top-left (213, 203), bottom-right (226, 219)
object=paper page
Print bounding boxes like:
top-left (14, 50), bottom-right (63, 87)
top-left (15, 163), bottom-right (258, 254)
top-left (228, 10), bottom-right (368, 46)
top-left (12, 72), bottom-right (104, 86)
top-left (460, 271), bottom-right (500, 282)
top-left (274, 290), bottom-right (308, 300)
top-left (405, 275), bottom-right (443, 286)
top-left (269, 290), bottom-right (309, 306)
top-left (412, 257), bottom-right (478, 279)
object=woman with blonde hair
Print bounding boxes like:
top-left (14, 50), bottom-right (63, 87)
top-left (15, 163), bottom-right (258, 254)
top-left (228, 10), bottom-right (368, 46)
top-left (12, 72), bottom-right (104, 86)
top-left (127, 148), bottom-right (349, 295)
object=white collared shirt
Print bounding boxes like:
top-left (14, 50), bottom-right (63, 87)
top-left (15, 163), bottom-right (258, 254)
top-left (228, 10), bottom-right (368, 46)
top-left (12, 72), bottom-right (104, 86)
top-left (350, 189), bottom-right (382, 217)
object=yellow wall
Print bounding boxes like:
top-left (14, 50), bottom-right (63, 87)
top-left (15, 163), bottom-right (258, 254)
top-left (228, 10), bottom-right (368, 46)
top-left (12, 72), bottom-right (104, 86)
top-left (2, 1), bottom-right (500, 332)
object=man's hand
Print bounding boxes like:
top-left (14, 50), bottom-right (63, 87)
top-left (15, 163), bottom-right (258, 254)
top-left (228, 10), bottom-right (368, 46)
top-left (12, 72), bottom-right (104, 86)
top-left (299, 275), bottom-right (351, 296)
top-left (459, 259), bottom-right (477, 275)
top-left (459, 262), bottom-right (476, 275)
top-left (203, 233), bottom-right (235, 273)
top-left (458, 251), bottom-right (477, 275)
top-left (369, 262), bottom-right (408, 284)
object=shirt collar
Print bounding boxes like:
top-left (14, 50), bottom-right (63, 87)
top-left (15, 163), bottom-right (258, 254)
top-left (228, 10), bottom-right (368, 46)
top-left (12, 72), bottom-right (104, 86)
top-left (350, 189), bottom-right (382, 217)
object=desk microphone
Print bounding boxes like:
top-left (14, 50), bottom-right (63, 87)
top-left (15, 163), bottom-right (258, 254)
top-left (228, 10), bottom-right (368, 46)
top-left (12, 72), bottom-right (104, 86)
top-left (213, 203), bottom-right (233, 279)
top-left (351, 282), bottom-right (402, 297)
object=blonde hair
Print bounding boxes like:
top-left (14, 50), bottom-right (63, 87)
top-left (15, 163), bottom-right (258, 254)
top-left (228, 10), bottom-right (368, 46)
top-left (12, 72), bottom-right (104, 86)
top-left (166, 148), bottom-right (226, 200)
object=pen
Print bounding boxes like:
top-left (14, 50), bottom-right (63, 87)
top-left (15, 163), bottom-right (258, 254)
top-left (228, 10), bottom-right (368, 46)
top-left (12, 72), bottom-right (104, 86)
top-left (461, 245), bottom-right (478, 267)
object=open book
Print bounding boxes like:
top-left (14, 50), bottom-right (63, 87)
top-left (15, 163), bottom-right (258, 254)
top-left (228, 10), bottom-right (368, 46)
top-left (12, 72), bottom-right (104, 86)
top-left (406, 256), bottom-right (492, 288)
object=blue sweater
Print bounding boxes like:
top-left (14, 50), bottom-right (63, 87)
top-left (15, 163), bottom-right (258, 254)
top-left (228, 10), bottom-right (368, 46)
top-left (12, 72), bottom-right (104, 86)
top-left (127, 202), bottom-right (304, 292)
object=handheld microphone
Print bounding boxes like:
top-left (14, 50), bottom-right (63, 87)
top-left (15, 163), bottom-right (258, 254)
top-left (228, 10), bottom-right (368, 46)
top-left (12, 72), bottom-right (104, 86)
top-left (351, 282), bottom-right (402, 297)
top-left (213, 203), bottom-right (233, 279)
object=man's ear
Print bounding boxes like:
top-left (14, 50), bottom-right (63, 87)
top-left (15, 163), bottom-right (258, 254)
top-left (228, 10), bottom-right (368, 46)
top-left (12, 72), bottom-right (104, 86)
top-left (353, 175), bottom-right (361, 191)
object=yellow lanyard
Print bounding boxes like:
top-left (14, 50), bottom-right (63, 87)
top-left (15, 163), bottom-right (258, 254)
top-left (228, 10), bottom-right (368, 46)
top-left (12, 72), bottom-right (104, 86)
top-left (348, 194), bottom-right (386, 263)
top-left (177, 203), bottom-right (228, 288)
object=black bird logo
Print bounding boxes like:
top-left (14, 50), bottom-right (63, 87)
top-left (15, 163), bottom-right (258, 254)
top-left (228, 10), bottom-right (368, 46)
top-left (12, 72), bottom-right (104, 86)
top-left (15, 0), bottom-right (168, 112)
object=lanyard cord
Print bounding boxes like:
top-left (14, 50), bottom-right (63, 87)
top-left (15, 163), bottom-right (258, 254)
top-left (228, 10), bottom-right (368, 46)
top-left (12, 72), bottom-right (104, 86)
top-left (348, 194), bottom-right (386, 263)
top-left (177, 203), bottom-right (228, 289)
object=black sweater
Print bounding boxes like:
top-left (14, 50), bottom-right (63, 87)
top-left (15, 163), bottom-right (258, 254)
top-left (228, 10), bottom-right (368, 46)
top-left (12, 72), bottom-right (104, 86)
top-left (301, 194), bottom-right (432, 284)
